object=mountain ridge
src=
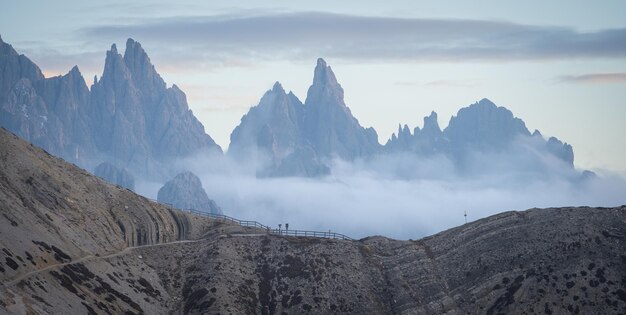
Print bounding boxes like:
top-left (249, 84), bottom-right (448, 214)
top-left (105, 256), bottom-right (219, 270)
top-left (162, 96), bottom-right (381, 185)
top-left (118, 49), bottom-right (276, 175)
top-left (0, 36), bottom-right (222, 182)
top-left (1, 36), bottom-right (582, 181)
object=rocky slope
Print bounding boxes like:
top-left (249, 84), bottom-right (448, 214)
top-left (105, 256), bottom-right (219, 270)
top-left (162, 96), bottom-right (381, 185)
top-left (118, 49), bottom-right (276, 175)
top-left (0, 128), bottom-right (234, 314)
top-left (1, 127), bottom-right (625, 314)
top-left (157, 171), bottom-right (222, 214)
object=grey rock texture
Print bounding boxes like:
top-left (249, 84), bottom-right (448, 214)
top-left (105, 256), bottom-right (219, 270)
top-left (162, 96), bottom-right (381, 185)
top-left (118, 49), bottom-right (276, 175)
top-left (229, 83), bottom-right (304, 164)
top-left (1, 127), bottom-right (625, 314)
top-left (0, 35), bottom-right (44, 98)
top-left (445, 98), bottom-right (531, 150)
top-left (87, 39), bottom-right (221, 177)
top-left (229, 58), bottom-right (380, 177)
top-left (229, 81), bottom-right (329, 177)
top-left (137, 206), bottom-right (626, 315)
top-left (386, 111), bottom-right (446, 155)
top-left (0, 37), bottom-right (221, 180)
top-left (0, 36), bottom-right (93, 164)
top-left (385, 99), bottom-right (576, 169)
top-left (93, 162), bottom-right (135, 191)
top-left (302, 58), bottom-right (381, 160)
top-left (0, 127), bottom-right (233, 314)
top-left (157, 171), bottom-right (222, 214)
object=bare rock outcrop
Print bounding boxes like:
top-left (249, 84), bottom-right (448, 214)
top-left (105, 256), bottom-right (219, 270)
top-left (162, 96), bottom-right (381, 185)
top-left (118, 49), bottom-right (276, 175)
top-left (229, 58), bottom-right (380, 177)
top-left (157, 171), bottom-right (222, 214)
top-left (0, 37), bottom-right (222, 180)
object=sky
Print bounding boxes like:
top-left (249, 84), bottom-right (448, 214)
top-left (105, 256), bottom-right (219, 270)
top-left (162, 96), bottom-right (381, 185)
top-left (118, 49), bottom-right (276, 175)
top-left (1, 0), bottom-right (625, 175)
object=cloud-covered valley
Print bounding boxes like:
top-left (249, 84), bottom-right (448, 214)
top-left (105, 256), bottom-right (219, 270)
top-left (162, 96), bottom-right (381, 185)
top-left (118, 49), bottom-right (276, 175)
top-left (136, 145), bottom-right (626, 240)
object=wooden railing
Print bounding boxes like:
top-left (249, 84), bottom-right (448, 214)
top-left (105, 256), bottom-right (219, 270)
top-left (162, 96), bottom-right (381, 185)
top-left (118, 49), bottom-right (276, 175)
top-left (151, 199), bottom-right (354, 241)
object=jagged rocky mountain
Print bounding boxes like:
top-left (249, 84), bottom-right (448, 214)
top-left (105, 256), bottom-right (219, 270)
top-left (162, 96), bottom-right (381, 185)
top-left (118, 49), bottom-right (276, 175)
top-left (1, 34), bottom-right (581, 180)
top-left (0, 36), bottom-right (94, 164)
top-left (0, 36), bottom-right (221, 182)
top-left (88, 39), bottom-right (221, 176)
top-left (229, 58), bottom-right (380, 176)
top-left (94, 162), bottom-right (135, 191)
top-left (1, 128), bottom-right (625, 314)
top-left (230, 60), bottom-right (577, 178)
top-left (157, 171), bottom-right (222, 214)
top-left (385, 98), bottom-right (576, 174)
top-left (386, 111), bottom-right (445, 156)
top-left (302, 58), bottom-right (380, 160)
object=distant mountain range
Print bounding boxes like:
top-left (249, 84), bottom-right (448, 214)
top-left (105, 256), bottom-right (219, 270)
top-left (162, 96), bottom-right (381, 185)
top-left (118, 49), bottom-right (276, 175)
top-left (0, 36), bottom-right (220, 180)
top-left (0, 35), bottom-right (582, 181)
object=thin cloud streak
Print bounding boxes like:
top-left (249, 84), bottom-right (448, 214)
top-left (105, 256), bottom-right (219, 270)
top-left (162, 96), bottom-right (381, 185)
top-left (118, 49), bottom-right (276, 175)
top-left (82, 12), bottom-right (626, 64)
top-left (559, 72), bottom-right (626, 84)
top-left (394, 80), bottom-right (478, 88)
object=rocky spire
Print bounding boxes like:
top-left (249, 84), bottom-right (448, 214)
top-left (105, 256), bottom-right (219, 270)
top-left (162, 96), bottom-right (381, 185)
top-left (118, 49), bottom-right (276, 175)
top-left (272, 81), bottom-right (285, 93)
top-left (306, 58), bottom-right (344, 106)
top-left (229, 80), bottom-right (304, 164)
top-left (101, 43), bottom-right (127, 83)
top-left (0, 35), bottom-right (17, 56)
top-left (157, 171), bottom-right (222, 214)
top-left (123, 38), bottom-right (165, 94)
top-left (312, 58), bottom-right (340, 87)
top-left (422, 111), bottom-right (441, 135)
top-left (302, 58), bottom-right (380, 160)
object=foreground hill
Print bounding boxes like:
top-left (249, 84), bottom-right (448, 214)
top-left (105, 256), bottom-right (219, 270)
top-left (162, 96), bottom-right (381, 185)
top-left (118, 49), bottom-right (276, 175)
top-left (0, 128), bottom-right (625, 314)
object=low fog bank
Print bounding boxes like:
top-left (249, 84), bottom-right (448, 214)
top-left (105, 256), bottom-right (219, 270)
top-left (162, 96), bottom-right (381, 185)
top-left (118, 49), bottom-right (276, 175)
top-left (136, 148), bottom-right (626, 240)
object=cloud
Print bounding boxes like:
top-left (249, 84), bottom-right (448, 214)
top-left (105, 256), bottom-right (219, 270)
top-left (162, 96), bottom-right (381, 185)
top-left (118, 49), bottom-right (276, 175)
top-left (559, 72), bottom-right (626, 84)
top-left (134, 139), bottom-right (626, 241)
top-left (394, 80), bottom-right (478, 88)
top-left (82, 12), bottom-right (626, 65)
top-left (20, 48), bottom-right (104, 79)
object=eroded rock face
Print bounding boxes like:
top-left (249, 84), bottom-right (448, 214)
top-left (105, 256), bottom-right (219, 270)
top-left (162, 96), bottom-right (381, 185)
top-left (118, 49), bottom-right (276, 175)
top-left (302, 58), bottom-right (381, 160)
top-left (384, 99), bottom-right (578, 179)
top-left (0, 35), bottom-right (44, 98)
top-left (137, 206), bottom-right (626, 315)
top-left (0, 37), bottom-right (222, 180)
top-left (0, 36), bottom-right (93, 164)
top-left (0, 127), bottom-right (227, 314)
top-left (94, 161), bottom-right (135, 191)
top-left (229, 58), bottom-right (380, 177)
top-left (157, 171), bottom-right (222, 214)
top-left (229, 81), bottom-right (315, 176)
top-left (87, 39), bottom-right (222, 178)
